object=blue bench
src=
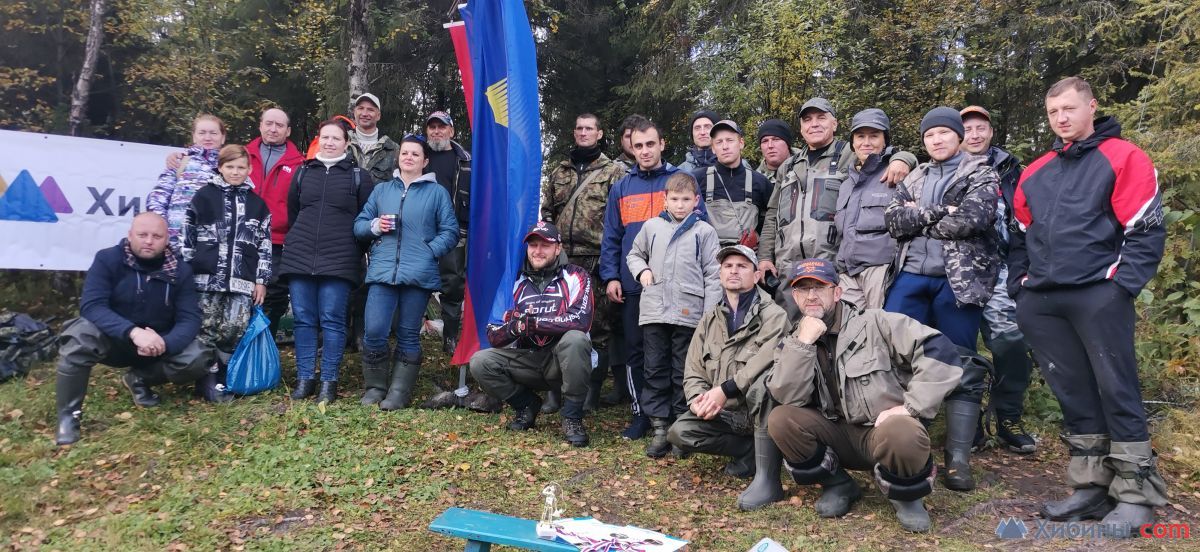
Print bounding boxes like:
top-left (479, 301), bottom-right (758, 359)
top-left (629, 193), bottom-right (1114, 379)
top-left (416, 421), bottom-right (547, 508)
top-left (429, 507), bottom-right (578, 551)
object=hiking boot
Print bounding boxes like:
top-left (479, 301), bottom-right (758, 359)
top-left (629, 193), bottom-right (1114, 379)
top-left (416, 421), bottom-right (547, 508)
top-left (890, 499), bottom-right (932, 532)
top-left (442, 335), bottom-right (458, 356)
top-left (814, 469), bottom-right (862, 517)
top-left (541, 390), bottom-right (561, 414)
top-left (1041, 485), bottom-right (1114, 521)
top-left (122, 371), bottom-right (160, 408)
top-left (562, 417), bottom-right (589, 447)
top-left (317, 381), bottom-right (338, 404)
top-left (620, 414), bottom-right (651, 440)
top-left (1100, 502), bottom-right (1155, 538)
top-left (291, 379), bottom-right (317, 400)
top-left (508, 393), bottom-right (543, 431)
top-left (645, 417), bottom-right (672, 458)
top-left (996, 417), bottom-right (1037, 454)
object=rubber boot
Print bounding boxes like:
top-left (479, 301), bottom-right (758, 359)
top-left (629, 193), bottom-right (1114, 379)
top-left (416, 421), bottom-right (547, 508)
top-left (645, 417), bottom-right (672, 458)
top-left (723, 438), bottom-right (756, 479)
top-left (583, 349), bottom-right (608, 414)
top-left (359, 349), bottom-right (390, 405)
top-left (1044, 433), bottom-right (1117, 521)
top-left (814, 469), bottom-right (862, 517)
top-left (737, 429), bottom-right (786, 511)
top-left (54, 369), bottom-right (88, 446)
top-left (1042, 485), bottom-right (1114, 521)
top-left (317, 381), bottom-right (338, 404)
top-left (379, 359), bottom-right (420, 411)
top-left (943, 400), bottom-right (979, 491)
top-left (601, 365), bottom-right (630, 406)
top-left (1100, 440), bottom-right (1169, 537)
top-left (890, 499), bottom-right (932, 533)
top-left (541, 389), bottom-right (562, 414)
top-left (291, 379), bottom-right (317, 400)
top-left (1101, 503), bottom-right (1156, 538)
top-left (122, 370), bottom-right (161, 407)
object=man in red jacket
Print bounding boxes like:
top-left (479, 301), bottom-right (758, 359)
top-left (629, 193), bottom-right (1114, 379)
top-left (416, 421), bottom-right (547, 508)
top-left (245, 107), bottom-right (305, 337)
top-left (1009, 76), bottom-right (1168, 536)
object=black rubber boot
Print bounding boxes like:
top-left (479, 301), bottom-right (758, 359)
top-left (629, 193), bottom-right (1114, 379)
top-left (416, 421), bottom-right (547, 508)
top-left (645, 417), bottom-right (672, 458)
top-left (317, 381), bottom-right (338, 404)
top-left (814, 469), bottom-right (862, 517)
top-left (737, 429), bottom-right (786, 511)
top-left (291, 379), bottom-right (317, 400)
top-left (723, 440), bottom-right (756, 479)
top-left (1042, 485), bottom-right (1114, 521)
top-left (379, 359), bottom-right (420, 411)
top-left (359, 349), bottom-right (390, 406)
top-left (541, 389), bottom-right (562, 414)
top-left (583, 349), bottom-right (609, 414)
top-left (890, 499), bottom-right (932, 533)
top-left (55, 369), bottom-right (88, 446)
top-left (122, 371), bottom-right (161, 407)
top-left (874, 459), bottom-right (936, 533)
top-left (943, 400), bottom-right (979, 491)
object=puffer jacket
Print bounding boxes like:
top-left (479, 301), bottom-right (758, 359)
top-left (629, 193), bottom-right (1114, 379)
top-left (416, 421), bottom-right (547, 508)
top-left (682, 288), bottom-right (788, 410)
top-left (766, 303), bottom-right (963, 425)
top-left (833, 150), bottom-right (903, 276)
top-left (181, 175), bottom-right (273, 295)
top-left (626, 211), bottom-right (721, 327)
top-left (279, 156), bottom-right (375, 284)
top-left (488, 255), bottom-right (594, 350)
top-left (353, 173), bottom-right (459, 291)
top-left (885, 153), bottom-right (1001, 307)
top-left (541, 153), bottom-right (627, 256)
top-left (147, 146), bottom-right (220, 249)
top-left (80, 240), bottom-right (200, 356)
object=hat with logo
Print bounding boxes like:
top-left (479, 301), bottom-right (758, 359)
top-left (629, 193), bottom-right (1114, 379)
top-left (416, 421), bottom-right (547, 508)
top-left (716, 244), bottom-right (758, 267)
top-left (353, 93), bottom-right (381, 110)
top-left (524, 221), bottom-right (561, 244)
top-left (426, 110), bottom-right (454, 126)
top-left (789, 258), bottom-right (838, 287)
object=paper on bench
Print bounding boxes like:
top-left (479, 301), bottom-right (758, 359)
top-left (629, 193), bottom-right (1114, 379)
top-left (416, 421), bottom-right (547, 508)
top-left (553, 518), bottom-right (687, 551)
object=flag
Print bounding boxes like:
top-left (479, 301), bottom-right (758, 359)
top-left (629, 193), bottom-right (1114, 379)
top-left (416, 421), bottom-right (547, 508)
top-left (443, 19), bottom-right (474, 122)
top-left (450, 0), bottom-right (542, 365)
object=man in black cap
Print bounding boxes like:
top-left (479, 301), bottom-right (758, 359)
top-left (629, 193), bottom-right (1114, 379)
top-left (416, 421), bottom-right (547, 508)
top-left (423, 110), bottom-right (473, 358)
top-left (469, 222), bottom-right (595, 447)
top-left (759, 97), bottom-right (915, 320)
top-left (755, 119), bottom-right (798, 183)
top-left (692, 120), bottom-right (773, 247)
top-left (677, 110), bottom-right (721, 172)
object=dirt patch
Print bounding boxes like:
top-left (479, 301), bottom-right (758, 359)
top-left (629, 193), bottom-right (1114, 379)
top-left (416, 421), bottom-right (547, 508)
top-left (232, 508), bottom-right (321, 535)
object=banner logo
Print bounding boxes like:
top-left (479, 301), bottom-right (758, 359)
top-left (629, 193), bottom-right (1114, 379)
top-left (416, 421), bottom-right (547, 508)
top-left (486, 78), bottom-right (509, 127)
top-left (0, 170), bottom-right (72, 223)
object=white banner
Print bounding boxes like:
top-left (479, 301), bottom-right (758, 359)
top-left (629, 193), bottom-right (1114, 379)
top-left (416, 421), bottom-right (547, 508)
top-left (0, 130), bottom-right (179, 271)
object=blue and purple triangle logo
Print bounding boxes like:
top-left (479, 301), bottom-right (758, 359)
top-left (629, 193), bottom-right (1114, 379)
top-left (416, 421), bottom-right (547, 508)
top-left (0, 170), bottom-right (72, 223)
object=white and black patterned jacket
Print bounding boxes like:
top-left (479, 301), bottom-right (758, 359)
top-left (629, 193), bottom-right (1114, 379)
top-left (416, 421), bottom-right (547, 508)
top-left (182, 175), bottom-right (272, 295)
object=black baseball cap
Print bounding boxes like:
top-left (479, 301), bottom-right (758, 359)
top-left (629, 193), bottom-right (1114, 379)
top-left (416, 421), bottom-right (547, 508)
top-left (524, 221), bottom-right (561, 244)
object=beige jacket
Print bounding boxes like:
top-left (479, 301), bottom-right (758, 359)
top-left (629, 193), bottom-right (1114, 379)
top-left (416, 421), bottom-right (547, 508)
top-left (766, 303), bottom-right (962, 425)
top-left (683, 289), bottom-right (789, 410)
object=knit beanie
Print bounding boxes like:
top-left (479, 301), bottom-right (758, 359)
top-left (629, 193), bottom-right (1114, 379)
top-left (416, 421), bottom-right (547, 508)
top-left (755, 119), bottom-right (795, 145)
top-left (689, 110), bottom-right (720, 131)
top-left (919, 107), bottom-right (965, 139)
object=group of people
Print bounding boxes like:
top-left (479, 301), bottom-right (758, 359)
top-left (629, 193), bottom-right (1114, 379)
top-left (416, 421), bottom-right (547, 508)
top-left (53, 76), bottom-right (1169, 536)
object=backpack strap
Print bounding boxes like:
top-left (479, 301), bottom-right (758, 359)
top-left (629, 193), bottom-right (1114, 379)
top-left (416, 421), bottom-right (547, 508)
top-left (351, 166), bottom-right (362, 195)
top-left (705, 166), bottom-right (717, 202)
top-left (294, 164), bottom-right (309, 197)
top-left (743, 167), bottom-right (754, 204)
top-left (827, 140), bottom-right (846, 175)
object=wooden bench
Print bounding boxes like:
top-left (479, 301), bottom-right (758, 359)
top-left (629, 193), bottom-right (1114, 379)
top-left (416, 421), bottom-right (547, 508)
top-left (429, 507), bottom-right (577, 552)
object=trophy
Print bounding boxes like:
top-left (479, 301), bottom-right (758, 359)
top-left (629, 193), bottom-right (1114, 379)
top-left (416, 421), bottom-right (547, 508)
top-left (536, 482), bottom-right (564, 540)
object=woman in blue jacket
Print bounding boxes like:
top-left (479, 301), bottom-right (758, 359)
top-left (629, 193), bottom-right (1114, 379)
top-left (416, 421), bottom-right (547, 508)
top-left (354, 135), bottom-right (459, 410)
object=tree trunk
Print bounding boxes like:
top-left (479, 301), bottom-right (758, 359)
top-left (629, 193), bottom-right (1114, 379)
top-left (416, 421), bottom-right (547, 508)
top-left (69, 0), bottom-right (107, 136)
top-left (348, 0), bottom-right (370, 107)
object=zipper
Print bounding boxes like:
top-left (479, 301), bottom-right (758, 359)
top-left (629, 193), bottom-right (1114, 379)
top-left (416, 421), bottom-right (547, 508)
top-left (311, 165), bottom-right (330, 274)
top-left (225, 187), bottom-right (239, 290)
top-left (390, 183), bottom-right (412, 283)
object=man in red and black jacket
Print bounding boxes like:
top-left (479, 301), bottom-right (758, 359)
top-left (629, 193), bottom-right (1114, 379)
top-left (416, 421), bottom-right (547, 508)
top-left (1008, 77), bottom-right (1168, 535)
top-left (469, 222), bottom-right (595, 447)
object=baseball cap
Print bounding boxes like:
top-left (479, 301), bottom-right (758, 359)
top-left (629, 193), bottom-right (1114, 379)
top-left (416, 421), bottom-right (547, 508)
top-left (426, 111), bottom-right (454, 126)
top-left (800, 97), bottom-right (836, 118)
top-left (716, 244), bottom-right (758, 267)
top-left (959, 105), bottom-right (992, 122)
top-left (849, 108), bottom-right (891, 133)
top-left (788, 258), bottom-right (838, 287)
top-left (353, 93), bottom-right (381, 110)
top-left (709, 119), bottom-right (743, 137)
top-left (524, 221), bottom-right (561, 244)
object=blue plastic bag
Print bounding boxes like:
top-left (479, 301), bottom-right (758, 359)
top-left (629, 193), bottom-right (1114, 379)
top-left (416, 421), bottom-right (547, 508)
top-left (226, 307), bottom-right (281, 395)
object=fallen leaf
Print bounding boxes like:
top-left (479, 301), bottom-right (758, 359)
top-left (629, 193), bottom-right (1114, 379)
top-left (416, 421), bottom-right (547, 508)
top-left (116, 412), bottom-right (133, 420)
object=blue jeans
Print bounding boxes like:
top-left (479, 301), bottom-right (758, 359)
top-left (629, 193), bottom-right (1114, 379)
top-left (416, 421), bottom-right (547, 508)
top-left (363, 284), bottom-right (432, 362)
top-left (884, 271), bottom-right (982, 351)
top-left (289, 276), bottom-right (353, 382)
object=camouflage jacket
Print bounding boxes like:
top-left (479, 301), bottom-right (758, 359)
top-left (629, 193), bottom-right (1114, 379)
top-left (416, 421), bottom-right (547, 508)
top-left (885, 153), bottom-right (1001, 307)
top-left (541, 153), bottom-right (628, 256)
top-left (349, 131), bottom-right (400, 184)
top-left (754, 146), bottom-right (801, 186)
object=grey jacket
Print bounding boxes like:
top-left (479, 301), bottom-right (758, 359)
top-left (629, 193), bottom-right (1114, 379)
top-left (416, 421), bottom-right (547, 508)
top-left (834, 150), bottom-right (904, 275)
top-left (766, 304), bottom-right (963, 425)
top-left (627, 211), bottom-right (721, 327)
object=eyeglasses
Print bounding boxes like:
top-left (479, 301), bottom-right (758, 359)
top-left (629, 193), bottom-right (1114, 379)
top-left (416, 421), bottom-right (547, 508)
top-left (793, 285), bottom-right (834, 296)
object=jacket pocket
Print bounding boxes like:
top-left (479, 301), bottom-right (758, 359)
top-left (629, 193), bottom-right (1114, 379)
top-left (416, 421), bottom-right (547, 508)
top-left (840, 344), bottom-right (905, 425)
top-left (676, 281), bottom-right (705, 322)
top-left (856, 193), bottom-right (891, 233)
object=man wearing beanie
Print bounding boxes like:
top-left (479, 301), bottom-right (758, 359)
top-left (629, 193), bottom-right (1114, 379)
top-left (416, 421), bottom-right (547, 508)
top-left (540, 113), bottom-right (628, 414)
top-left (677, 110), bottom-right (721, 172)
top-left (832, 108), bottom-right (917, 310)
top-left (755, 119), bottom-right (799, 183)
top-left (959, 105), bottom-right (1038, 456)
top-left (759, 97), bottom-right (916, 321)
top-left (884, 105), bottom-right (1001, 494)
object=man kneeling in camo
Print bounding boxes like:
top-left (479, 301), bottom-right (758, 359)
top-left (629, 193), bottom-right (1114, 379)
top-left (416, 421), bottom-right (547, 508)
top-left (766, 258), bottom-right (963, 532)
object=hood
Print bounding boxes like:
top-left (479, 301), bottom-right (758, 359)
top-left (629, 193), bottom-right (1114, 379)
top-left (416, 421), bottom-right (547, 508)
top-left (211, 173), bottom-right (254, 190)
top-left (1054, 116), bottom-right (1121, 159)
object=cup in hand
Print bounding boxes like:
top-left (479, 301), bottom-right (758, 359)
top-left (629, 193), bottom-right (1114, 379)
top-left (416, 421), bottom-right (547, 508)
top-left (381, 213), bottom-right (397, 232)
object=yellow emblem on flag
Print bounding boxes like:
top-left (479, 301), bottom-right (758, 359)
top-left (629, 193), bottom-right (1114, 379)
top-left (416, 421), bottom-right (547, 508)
top-left (486, 78), bottom-right (509, 128)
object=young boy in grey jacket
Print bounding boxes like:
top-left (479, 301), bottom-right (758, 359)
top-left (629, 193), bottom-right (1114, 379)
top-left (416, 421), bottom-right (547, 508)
top-left (627, 172), bottom-right (722, 458)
